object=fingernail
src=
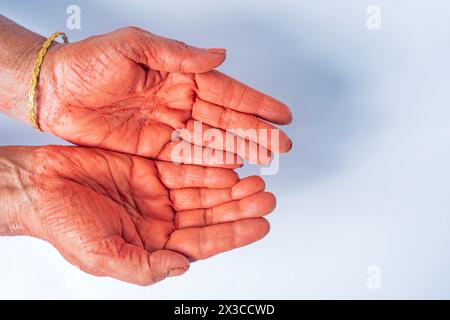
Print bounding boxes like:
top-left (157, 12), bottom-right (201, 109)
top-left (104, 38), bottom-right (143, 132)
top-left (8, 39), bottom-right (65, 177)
top-left (208, 48), bottom-right (226, 55)
top-left (287, 139), bottom-right (293, 152)
top-left (168, 265), bottom-right (189, 277)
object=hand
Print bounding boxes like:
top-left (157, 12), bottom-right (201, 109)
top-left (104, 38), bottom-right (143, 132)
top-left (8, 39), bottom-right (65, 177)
top-left (37, 27), bottom-right (292, 167)
top-left (8, 146), bottom-right (274, 285)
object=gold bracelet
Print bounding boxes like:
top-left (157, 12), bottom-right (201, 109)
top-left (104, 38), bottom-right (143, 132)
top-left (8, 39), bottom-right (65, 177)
top-left (28, 32), bottom-right (69, 131)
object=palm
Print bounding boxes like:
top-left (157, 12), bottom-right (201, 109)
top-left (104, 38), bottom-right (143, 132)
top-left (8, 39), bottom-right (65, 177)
top-left (41, 27), bottom-right (292, 166)
top-left (33, 146), bottom-right (274, 285)
top-left (50, 47), bottom-right (199, 160)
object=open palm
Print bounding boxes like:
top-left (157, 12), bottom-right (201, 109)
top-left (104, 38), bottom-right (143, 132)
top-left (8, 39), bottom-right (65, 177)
top-left (28, 146), bottom-right (274, 285)
top-left (38, 27), bottom-right (292, 167)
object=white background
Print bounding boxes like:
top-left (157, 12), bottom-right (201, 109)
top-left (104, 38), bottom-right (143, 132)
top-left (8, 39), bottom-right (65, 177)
top-left (1, 0), bottom-right (450, 298)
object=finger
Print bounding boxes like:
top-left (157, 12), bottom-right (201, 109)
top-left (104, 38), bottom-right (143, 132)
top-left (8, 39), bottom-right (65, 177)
top-left (170, 176), bottom-right (265, 211)
top-left (181, 120), bottom-right (272, 164)
top-left (88, 236), bottom-right (189, 286)
top-left (136, 122), bottom-right (174, 158)
top-left (195, 70), bottom-right (292, 124)
top-left (118, 27), bottom-right (226, 73)
top-left (154, 73), bottom-right (196, 111)
top-left (165, 218), bottom-right (270, 260)
top-left (157, 140), bottom-right (244, 168)
top-left (175, 191), bottom-right (276, 228)
top-left (192, 99), bottom-right (292, 153)
top-left (155, 161), bottom-right (239, 189)
top-left (145, 103), bottom-right (190, 129)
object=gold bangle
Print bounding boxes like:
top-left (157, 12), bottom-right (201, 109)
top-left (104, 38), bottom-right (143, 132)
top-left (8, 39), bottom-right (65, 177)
top-left (28, 32), bottom-right (69, 131)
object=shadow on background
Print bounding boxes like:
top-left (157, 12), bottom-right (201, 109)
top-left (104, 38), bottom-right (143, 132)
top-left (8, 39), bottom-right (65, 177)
top-left (202, 15), bottom-right (379, 191)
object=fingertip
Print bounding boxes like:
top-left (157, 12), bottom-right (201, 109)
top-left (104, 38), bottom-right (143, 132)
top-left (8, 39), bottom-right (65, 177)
top-left (168, 264), bottom-right (190, 277)
top-left (258, 149), bottom-right (273, 165)
top-left (201, 148), bottom-right (243, 169)
top-left (231, 176), bottom-right (266, 199)
top-left (255, 217), bottom-right (271, 237)
top-left (218, 153), bottom-right (244, 169)
top-left (279, 104), bottom-right (293, 125)
top-left (203, 167), bottom-right (238, 188)
top-left (286, 111), bottom-right (293, 125)
top-left (206, 48), bottom-right (227, 69)
top-left (150, 250), bottom-right (190, 279)
top-left (228, 169), bottom-right (240, 185)
top-left (234, 218), bottom-right (271, 247)
top-left (257, 176), bottom-right (267, 190)
top-left (186, 48), bottom-right (226, 73)
top-left (220, 168), bottom-right (240, 186)
top-left (277, 131), bottom-right (293, 153)
top-left (259, 96), bottom-right (293, 125)
top-left (287, 138), bottom-right (293, 152)
top-left (239, 191), bottom-right (276, 217)
top-left (260, 217), bottom-right (271, 235)
top-left (273, 100), bottom-right (293, 125)
top-left (233, 153), bottom-right (245, 168)
top-left (208, 48), bottom-right (226, 55)
top-left (261, 192), bottom-right (277, 213)
top-left (214, 162), bottom-right (243, 169)
top-left (214, 169), bottom-right (239, 186)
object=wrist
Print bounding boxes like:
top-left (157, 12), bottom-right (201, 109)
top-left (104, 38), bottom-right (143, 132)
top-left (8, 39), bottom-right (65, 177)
top-left (0, 17), bottom-right (64, 130)
top-left (0, 147), bottom-right (46, 236)
top-left (0, 39), bottom-right (42, 122)
top-left (34, 42), bottom-right (65, 132)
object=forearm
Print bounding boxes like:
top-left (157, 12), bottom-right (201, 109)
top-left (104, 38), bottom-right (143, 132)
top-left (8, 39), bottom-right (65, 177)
top-left (0, 146), bottom-right (35, 236)
top-left (0, 15), bottom-right (46, 123)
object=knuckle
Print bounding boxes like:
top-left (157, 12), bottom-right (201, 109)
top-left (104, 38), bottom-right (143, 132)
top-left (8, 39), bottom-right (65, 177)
top-left (115, 26), bottom-right (148, 38)
top-left (122, 25), bottom-right (143, 33)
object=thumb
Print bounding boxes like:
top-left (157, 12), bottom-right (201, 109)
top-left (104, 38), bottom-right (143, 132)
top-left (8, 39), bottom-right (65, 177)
top-left (93, 238), bottom-right (190, 285)
top-left (117, 26), bottom-right (226, 73)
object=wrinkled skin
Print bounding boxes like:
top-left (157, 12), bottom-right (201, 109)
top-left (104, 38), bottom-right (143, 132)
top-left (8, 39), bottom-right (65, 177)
top-left (0, 19), bottom-right (290, 286)
top-left (12, 146), bottom-right (274, 285)
top-left (38, 27), bottom-right (292, 166)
